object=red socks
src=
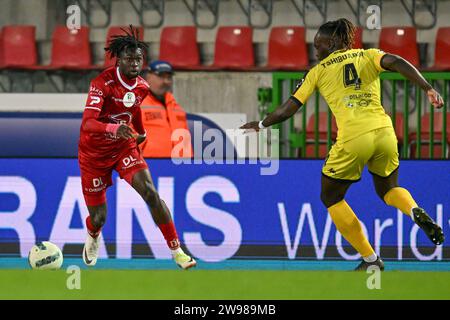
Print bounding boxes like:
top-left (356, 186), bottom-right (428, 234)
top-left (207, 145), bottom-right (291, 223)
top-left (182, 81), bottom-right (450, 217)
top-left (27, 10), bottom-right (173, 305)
top-left (86, 216), bottom-right (101, 238)
top-left (158, 221), bottom-right (180, 250)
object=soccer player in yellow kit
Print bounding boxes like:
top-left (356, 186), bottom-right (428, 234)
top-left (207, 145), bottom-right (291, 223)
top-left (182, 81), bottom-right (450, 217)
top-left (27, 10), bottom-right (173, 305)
top-left (241, 18), bottom-right (445, 270)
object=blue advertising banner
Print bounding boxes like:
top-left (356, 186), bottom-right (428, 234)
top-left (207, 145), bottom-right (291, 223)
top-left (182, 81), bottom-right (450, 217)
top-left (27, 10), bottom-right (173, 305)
top-left (0, 159), bottom-right (449, 262)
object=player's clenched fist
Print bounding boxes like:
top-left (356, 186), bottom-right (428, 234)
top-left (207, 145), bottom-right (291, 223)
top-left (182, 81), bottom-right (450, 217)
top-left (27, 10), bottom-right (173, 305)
top-left (427, 88), bottom-right (444, 109)
top-left (116, 124), bottom-right (136, 139)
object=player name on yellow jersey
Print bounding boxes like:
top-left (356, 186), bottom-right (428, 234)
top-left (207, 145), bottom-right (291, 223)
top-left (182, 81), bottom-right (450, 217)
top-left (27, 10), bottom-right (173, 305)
top-left (320, 51), bottom-right (364, 68)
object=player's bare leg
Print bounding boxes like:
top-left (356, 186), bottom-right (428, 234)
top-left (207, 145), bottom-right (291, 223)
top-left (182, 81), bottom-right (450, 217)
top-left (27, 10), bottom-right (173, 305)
top-left (83, 204), bottom-right (106, 266)
top-left (321, 175), bottom-right (384, 271)
top-left (131, 169), bottom-right (196, 270)
top-left (373, 168), bottom-right (444, 245)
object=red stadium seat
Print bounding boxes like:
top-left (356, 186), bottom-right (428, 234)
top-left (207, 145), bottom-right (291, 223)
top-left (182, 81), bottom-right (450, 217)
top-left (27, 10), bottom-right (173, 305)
top-left (306, 112), bottom-right (338, 140)
top-left (0, 28), bottom-right (3, 67)
top-left (50, 25), bottom-right (92, 69)
top-left (432, 27), bottom-right (450, 71)
top-left (267, 26), bottom-right (308, 71)
top-left (0, 25), bottom-right (37, 69)
top-left (379, 27), bottom-right (419, 67)
top-left (353, 26), bottom-right (363, 49)
top-left (305, 143), bottom-right (330, 158)
top-left (386, 112), bottom-right (405, 154)
top-left (386, 112), bottom-right (405, 144)
top-left (213, 26), bottom-right (254, 69)
top-left (409, 112), bottom-right (450, 158)
top-left (103, 26), bottom-right (144, 68)
top-left (159, 26), bottom-right (200, 69)
top-left (304, 112), bottom-right (338, 158)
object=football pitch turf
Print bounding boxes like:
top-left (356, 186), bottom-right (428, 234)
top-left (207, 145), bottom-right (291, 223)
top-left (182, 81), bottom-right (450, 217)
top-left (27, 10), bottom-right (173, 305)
top-left (1, 259), bottom-right (449, 299)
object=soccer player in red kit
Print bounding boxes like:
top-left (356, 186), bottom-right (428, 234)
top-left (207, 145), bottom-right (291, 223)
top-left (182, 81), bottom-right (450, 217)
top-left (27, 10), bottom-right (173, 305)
top-left (79, 26), bottom-right (196, 269)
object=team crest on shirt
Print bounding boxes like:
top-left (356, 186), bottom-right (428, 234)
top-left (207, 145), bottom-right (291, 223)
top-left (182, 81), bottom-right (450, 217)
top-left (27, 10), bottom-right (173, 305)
top-left (123, 92), bottom-right (136, 108)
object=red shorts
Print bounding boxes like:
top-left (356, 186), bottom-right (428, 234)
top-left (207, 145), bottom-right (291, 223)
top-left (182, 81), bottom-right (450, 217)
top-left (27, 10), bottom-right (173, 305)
top-left (79, 147), bottom-right (148, 206)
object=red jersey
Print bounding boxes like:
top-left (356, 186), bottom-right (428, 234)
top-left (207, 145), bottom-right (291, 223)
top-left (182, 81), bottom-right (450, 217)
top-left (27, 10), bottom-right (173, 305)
top-left (78, 67), bottom-right (149, 161)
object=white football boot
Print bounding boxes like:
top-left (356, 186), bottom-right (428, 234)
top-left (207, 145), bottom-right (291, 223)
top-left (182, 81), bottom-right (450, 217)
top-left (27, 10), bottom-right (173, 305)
top-left (82, 233), bottom-right (100, 266)
top-left (172, 249), bottom-right (197, 270)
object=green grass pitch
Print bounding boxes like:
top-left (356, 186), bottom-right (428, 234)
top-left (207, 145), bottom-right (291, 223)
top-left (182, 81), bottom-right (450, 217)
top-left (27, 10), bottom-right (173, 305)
top-left (0, 269), bottom-right (449, 300)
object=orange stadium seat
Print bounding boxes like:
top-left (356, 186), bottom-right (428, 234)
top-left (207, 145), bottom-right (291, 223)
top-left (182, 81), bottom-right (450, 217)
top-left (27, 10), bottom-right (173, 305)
top-left (0, 25), bottom-right (37, 69)
top-left (159, 26), bottom-right (200, 69)
top-left (267, 26), bottom-right (308, 70)
top-left (432, 27), bottom-right (450, 71)
top-left (103, 26), bottom-right (144, 68)
top-left (213, 26), bottom-right (254, 69)
top-left (409, 112), bottom-right (450, 158)
top-left (379, 27), bottom-right (419, 67)
top-left (50, 25), bottom-right (92, 69)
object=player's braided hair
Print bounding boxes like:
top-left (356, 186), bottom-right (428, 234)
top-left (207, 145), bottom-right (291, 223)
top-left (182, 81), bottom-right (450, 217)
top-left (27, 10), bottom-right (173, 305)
top-left (318, 18), bottom-right (356, 50)
top-left (104, 24), bottom-right (148, 59)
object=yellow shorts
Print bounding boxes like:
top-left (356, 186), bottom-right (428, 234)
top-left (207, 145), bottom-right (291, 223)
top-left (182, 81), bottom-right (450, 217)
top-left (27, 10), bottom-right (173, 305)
top-left (322, 127), bottom-right (399, 181)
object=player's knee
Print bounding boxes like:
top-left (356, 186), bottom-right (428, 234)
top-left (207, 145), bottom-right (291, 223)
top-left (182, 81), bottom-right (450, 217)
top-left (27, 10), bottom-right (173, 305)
top-left (375, 186), bottom-right (388, 201)
top-left (320, 190), bottom-right (345, 208)
top-left (91, 212), bottom-right (106, 229)
top-left (374, 181), bottom-right (398, 201)
top-left (143, 184), bottom-right (161, 207)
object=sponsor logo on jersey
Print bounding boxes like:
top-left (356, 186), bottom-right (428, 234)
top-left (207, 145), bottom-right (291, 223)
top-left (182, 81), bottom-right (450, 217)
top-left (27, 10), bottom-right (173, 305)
top-left (89, 96), bottom-right (101, 105)
top-left (89, 86), bottom-right (103, 96)
top-left (109, 112), bottom-right (133, 125)
top-left (93, 177), bottom-right (103, 187)
top-left (123, 92), bottom-right (136, 108)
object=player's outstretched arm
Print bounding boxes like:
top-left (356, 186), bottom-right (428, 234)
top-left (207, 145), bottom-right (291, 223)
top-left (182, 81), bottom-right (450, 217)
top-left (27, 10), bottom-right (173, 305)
top-left (380, 54), bottom-right (444, 108)
top-left (240, 98), bottom-right (302, 131)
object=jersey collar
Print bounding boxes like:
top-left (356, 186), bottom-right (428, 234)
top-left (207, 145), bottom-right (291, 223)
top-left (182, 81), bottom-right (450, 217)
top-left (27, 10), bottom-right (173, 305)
top-left (116, 67), bottom-right (137, 91)
top-left (320, 48), bottom-right (349, 63)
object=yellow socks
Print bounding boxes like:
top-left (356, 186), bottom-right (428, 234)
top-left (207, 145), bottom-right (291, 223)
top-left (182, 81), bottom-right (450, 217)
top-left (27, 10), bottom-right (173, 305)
top-left (383, 187), bottom-right (418, 216)
top-left (328, 200), bottom-right (375, 258)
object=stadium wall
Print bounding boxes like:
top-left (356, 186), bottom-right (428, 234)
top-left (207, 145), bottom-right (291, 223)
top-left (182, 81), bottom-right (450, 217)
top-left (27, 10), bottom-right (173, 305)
top-left (0, 159), bottom-right (449, 262)
top-left (0, 71), bottom-right (271, 120)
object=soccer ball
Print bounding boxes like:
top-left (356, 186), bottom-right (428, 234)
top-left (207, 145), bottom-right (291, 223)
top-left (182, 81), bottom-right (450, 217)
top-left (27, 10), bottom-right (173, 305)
top-left (28, 241), bottom-right (63, 270)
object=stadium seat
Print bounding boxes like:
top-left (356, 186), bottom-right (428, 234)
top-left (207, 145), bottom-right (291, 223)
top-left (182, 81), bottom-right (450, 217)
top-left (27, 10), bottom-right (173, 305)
top-left (103, 26), bottom-right (144, 68)
top-left (379, 27), bottom-right (419, 67)
top-left (409, 112), bottom-right (450, 158)
top-left (159, 26), bottom-right (200, 69)
top-left (385, 112), bottom-right (405, 154)
top-left (432, 27), bottom-right (450, 71)
top-left (266, 26), bottom-right (308, 71)
top-left (0, 25), bottom-right (37, 69)
top-left (0, 28), bottom-right (4, 67)
top-left (50, 25), bottom-right (92, 69)
top-left (353, 26), bottom-right (363, 49)
top-left (390, 112), bottom-right (405, 144)
top-left (304, 112), bottom-right (337, 158)
top-left (213, 26), bottom-right (254, 70)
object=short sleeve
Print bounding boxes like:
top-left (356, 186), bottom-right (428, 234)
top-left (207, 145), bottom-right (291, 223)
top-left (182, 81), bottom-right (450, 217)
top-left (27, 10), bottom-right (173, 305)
top-left (365, 48), bottom-right (387, 72)
top-left (291, 67), bottom-right (318, 105)
top-left (85, 77), bottom-right (107, 112)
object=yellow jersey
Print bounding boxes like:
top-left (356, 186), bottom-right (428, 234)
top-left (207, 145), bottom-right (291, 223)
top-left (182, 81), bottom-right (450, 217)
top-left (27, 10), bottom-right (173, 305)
top-left (291, 48), bottom-right (393, 142)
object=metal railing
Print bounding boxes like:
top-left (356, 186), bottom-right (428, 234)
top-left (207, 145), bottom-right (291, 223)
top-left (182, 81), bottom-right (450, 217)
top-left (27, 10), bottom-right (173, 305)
top-left (265, 71), bottom-right (449, 159)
